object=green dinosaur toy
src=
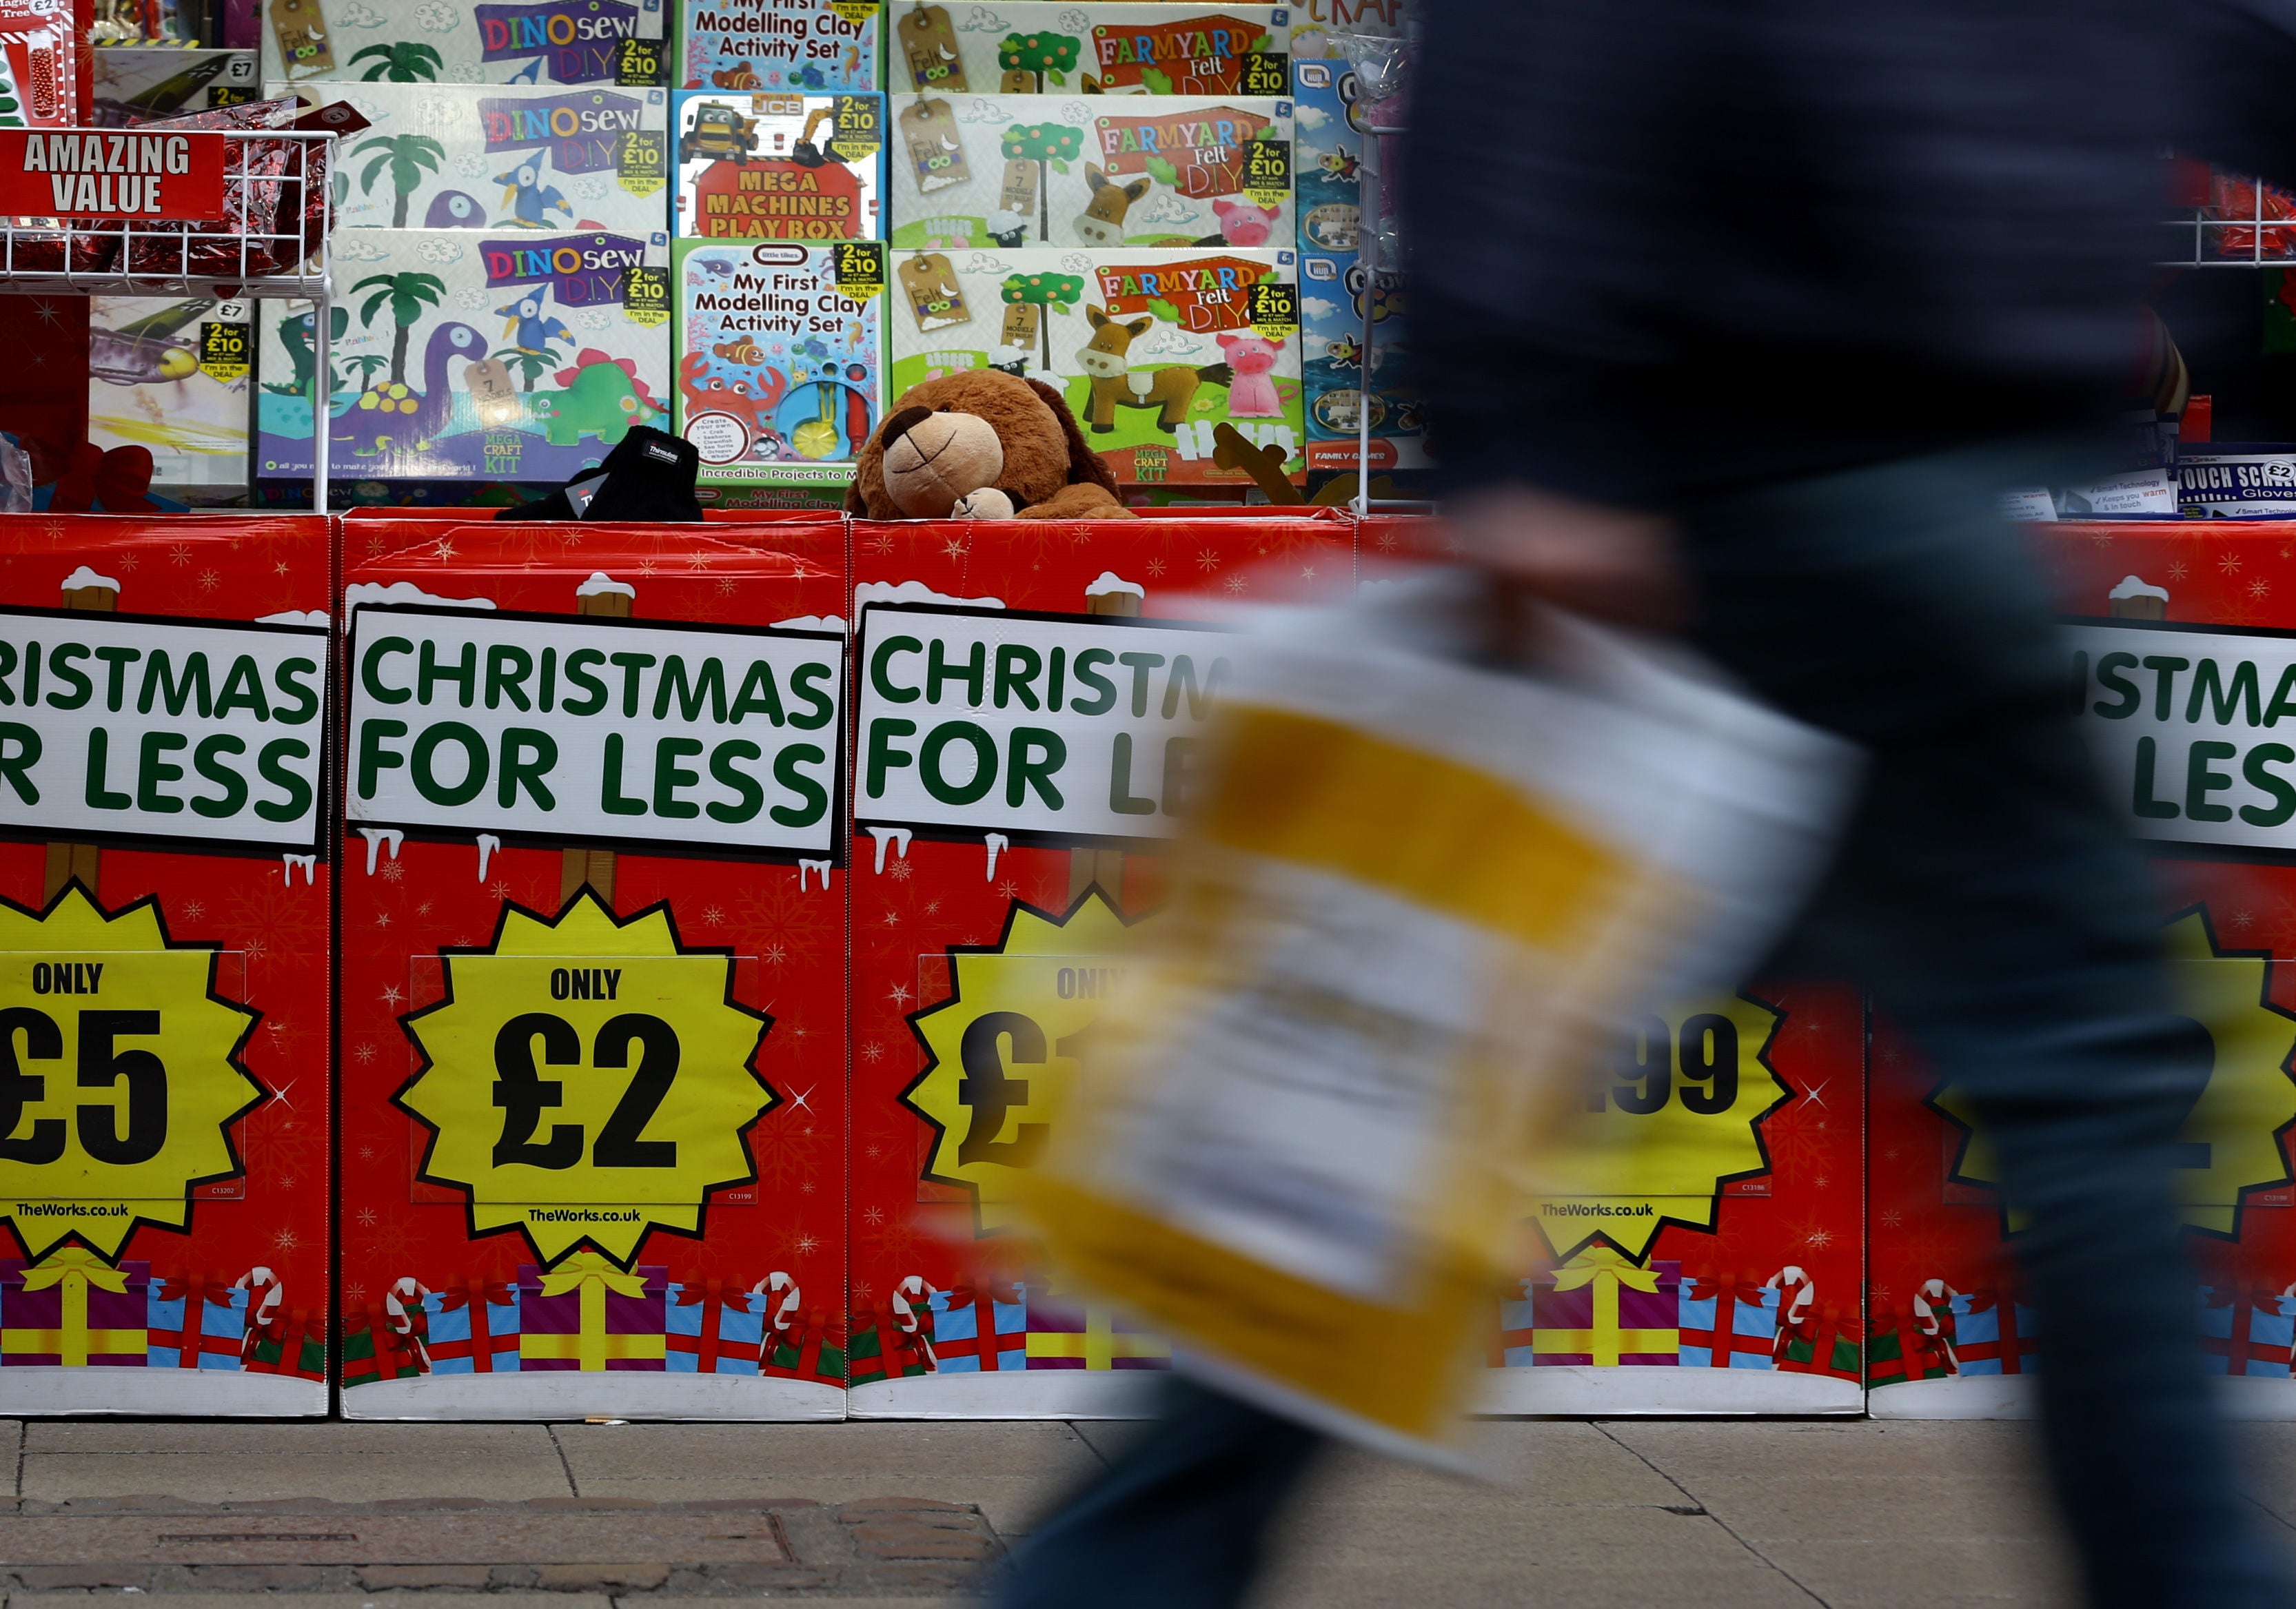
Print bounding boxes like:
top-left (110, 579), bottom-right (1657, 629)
top-left (528, 360), bottom-right (663, 447)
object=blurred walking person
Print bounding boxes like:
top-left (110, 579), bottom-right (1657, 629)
top-left (995, 3), bottom-right (2296, 1606)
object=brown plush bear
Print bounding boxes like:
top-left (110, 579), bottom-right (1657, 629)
top-left (844, 369), bottom-right (1136, 520)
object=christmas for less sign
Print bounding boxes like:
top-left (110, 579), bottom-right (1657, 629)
top-left (0, 130), bottom-right (227, 218)
top-left (0, 608), bottom-right (327, 853)
top-left (2071, 621), bottom-right (2296, 852)
top-left (346, 606), bottom-right (843, 856)
top-left (855, 604), bottom-right (1228, 843)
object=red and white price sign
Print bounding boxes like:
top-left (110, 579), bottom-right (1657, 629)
top-left (0, 130), bottom-right (227, 219)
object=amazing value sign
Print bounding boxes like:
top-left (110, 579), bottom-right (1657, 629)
top-left (0, 607), bottom-right (327, 853)
top-left (345, 604), bottom-right (842, 857)
top-left (853, 603), bottom-right (1227, 844)
top-left (0, 130), bottom-right (226, 219)
top-left (2071, 620), bottom-right (2296, 852)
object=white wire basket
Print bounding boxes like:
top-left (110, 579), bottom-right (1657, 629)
top-left (2162, 168), bottom-right (2296, 268)
top-left (0, 129), bottom-right (334, 296)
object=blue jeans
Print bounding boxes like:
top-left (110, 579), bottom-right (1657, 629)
top-left (995, 444), bottom-right (2289, 1609)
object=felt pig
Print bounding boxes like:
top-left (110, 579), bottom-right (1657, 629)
top-left (1217, 330), bottom-right (1283, 417)
top-left (1211, 198), bottom-right (1282, 246)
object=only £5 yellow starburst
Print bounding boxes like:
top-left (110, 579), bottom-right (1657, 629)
top-left (396, 895), bottom-right (774, 1266)
top-left (0, 888), bottom-right (263, 1258)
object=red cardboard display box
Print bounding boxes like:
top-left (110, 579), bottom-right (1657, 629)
top-left (336, 518), bottom-right (852, 1420)
top-left (844, 513), bottom-right (1350, 1417)
top-left (0, 514), bottom-right (330, 1415)
top-left (1869, 520), bottom-right (2296, 1419)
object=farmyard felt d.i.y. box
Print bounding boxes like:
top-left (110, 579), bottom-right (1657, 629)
top-left (337, 518), bottom-right (851, 1419)
top-left (888, 92), bottom-right (1291, 252)
top-left (0, 516), bottom-right (332, 1415)
top-left (888, 246), bottom-right (1300, 484)
top-left (888, 4), bottom-right (1290, 97)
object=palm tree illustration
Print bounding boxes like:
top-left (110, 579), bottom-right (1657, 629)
top-left (356, 134), bottom-right (445, 228)
top-left (352, 271), bottom-right (446, 389)
top-left (346, 353), bottom-right (389, 393)
top-left (351, 42), bottom-right (443, 82)
top-left (496, 344), bottom-right (562, 393)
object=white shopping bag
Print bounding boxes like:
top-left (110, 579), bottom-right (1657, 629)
top-left (1024, 570), bottom-right (1858, 1458)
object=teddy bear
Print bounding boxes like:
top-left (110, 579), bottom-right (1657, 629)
top-left (844, 367), bottom-right (1137, 520)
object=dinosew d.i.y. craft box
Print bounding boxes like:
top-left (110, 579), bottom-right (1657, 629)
top-left (261, 0), bottom-right (667, 88)
top-left (888, 4), bottom-right (1290, 97)
top-left (673, 238), bottom-right (884, 486)
top-left (336, 517), bottom-right (851, 1417)
top-left (254, 228), bottom-right (671, 486)
top-left (888, 92), bottom-right (1292, 252)
top-left (321, 84), bottom-right (671, 236)
top-left (0, 515), bottom-right (332, 1415)
top-left (680, 0), bottom-right (878, 93)
top-left (887, 245), bottom-right (1301, 484)
top-left (673, 89), bottom-right (884, 239)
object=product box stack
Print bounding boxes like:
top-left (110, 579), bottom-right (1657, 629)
top-left (252, 0), bottom-right (678, 502)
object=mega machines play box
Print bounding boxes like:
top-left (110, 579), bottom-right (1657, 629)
top-left (336, 516), bottom-right (851, 1417)
top-left (0, 515), bottom-right (332, 1414)
top-left (843, 511), bottom-right (1348, 1415)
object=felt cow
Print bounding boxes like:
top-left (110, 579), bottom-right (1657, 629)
top-left (1075, 305), bottom-right (1235, 433)
top-left (1073, 163), bottom-right (1153, 247)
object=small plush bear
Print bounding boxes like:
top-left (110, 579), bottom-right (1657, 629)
top-left (844, 367), bottom-right (1137, 520)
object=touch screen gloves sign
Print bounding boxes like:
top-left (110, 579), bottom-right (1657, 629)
top-left (0, 888), bottom-right (264, 1258)
top-left (347, 605), bottom-right (843, 856)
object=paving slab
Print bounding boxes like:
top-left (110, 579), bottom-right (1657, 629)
top-left (23, 1424), bottom-right (563, 1457)
top-left (1743, 1535), bottom-right (2076, 1609)
top-left (18, 1453), bottom-right (575, 1504)
top-left (1, 1597), bottom-right (616, 1609)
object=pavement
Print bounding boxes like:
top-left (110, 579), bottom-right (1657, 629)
top-left (1, 1415), bottom-right (2288, 1608)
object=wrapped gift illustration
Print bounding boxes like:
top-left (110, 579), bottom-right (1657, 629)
top-left (2201, 1284), bottom-right (2296, 1377)
top-left (420, 1278), bottom-right (522, 1375)
top-left (1867, 1280), bottom-right (1964, 1386)
top-left (1776, 1304), bottom-right (1864, 1380)
top-left (849, 1277), bottom-right (935, 1384)
top-left (667, 1280), bottom-right (769, 1375)
top-left (343, 1302), bottom-right (427, 1386)
top-left (927, 1280), bottom-right (1028, 1373)
top-left (1950, 1287), bottom-right (2040, 1377)
top-left (1677, 1270), bottom-right (1780, 1369)
top-left (148, 1273), bottom-right (249, 1371)
top-left (762, 1305), bottom-right (847, 1384)
top-left (516, 1258), bottom-right (669, 1373)
top-left (1530, 1249), bottom-right (1680, 1367)
top-left (0, 1250), bottom-right (152, 1367)
top-left (1492, 1282), bottom-right (1537, 1369)
top-left (1025, 1302), bottom-right (1172, 1371)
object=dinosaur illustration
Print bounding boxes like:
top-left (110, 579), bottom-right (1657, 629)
top-left (264, 305), bottom-right (351, 397)
top-left (333, 321), bottom-right (488, 454)
top-left (425, 189), bottom-right (487, 227)
top-left (531, 349), bottom-right (666, 446)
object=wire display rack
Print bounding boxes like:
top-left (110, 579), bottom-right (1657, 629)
top-left (0, 128), bottom-right (337, 508)
top-left (2163, 170), bottom-right (2296, 268)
